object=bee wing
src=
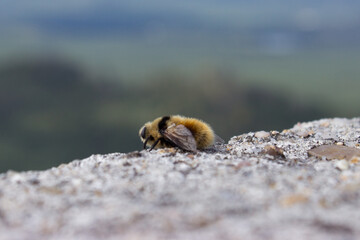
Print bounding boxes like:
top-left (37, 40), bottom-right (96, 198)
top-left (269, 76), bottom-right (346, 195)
top-left (163, 124), bottom-right (197, 152)
top-left (214, 134), bottom-right (225, 144)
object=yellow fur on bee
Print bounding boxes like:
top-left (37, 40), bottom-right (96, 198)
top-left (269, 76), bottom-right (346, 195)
top-left (145, 118), bottom-right (163, 139)
top-left (140, 115), bottom-right (215, 150)
top-left (170, 115), bottom-right (214, 149)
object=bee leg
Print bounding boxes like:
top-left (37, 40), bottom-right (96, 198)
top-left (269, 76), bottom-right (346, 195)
top-left (143, 137), bottom-right (149, 149)
top-left (149, 138), bottom-right (161, 151)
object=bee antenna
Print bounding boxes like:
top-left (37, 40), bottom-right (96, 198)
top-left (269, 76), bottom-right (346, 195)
top-left (149, 138), bottom-right (161, 151)
top-left (143, 137), bottom-right (149, 149)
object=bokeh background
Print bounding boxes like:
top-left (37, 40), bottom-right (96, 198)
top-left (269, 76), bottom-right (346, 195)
top-left (1, 0), bottom-right (360, 172)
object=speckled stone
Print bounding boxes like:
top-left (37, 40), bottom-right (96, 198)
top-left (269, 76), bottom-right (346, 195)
top-left (308, 145), bottom-right (360, 160)
top-left (0, 118), bottom-right (360, 240)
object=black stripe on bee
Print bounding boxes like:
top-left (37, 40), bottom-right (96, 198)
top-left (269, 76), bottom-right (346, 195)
top-left (158, 116), bottom-right (170, 132)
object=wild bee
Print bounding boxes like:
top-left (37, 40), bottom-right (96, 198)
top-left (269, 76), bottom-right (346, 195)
top-left (139, 115), bottom-right (223, 152)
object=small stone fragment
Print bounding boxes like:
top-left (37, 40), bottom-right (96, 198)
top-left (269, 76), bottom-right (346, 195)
top-left (39, 186), bottom-right (63, 195)
top-left (28, 178), bottom-right (40, 185)
top-left (8, 171), bottom-right (25, 184)
top-left (232, 161), bottom-right (252, 170)
top-left (297, 130), bottom-right (315, 138)
top-left (123, 161), bottom-right (132, 167)
top-left (335, 160), bottom-right (349, 171)
top-left (159, 147), bottom-right (178, 154)
top-left (308, 145), bottom-right (360, 160)
top-left (270, 130), bottom-right (279, 136)
top-left (263, 145), bottom-right (285, 158)
top-left (125, 151), bottom-right (142, 159)
top-left (350, 157), bottom-right (359, 164)
top-left (318, 197), bottom-right (330, 208)
top-left (320, 122), bottom-right (330, 127)
top-left (280, 194), bottom-right (308, 207)
top-left (282, 129), bottom-right (291, 133)
top-left (254, 131), bottom-right (270, 139)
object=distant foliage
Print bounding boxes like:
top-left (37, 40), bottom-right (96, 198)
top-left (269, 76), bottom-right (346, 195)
top-left (0, 59), bottom-right (326, 172)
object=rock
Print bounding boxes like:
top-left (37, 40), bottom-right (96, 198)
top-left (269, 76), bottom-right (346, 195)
top-left (1, 118), bottom-right (360, 240)
top-left (254, 131), bottom-right (270, 139)
top-left (280, 193), bottom-right (309, 207)
top-left (297, 130), bottom-right (315, 138)
top-left (335, 160), bottom-right (350, 171)
top-left (308, 145), bottom-right (360, 160)
top-left (350, 157), bottom-right (360, 164)
top-left (262, 145), bottom-right (285, 159)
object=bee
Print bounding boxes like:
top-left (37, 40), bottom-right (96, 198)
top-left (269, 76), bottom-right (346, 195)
top-left (139, 115), bottom-right (223, 152)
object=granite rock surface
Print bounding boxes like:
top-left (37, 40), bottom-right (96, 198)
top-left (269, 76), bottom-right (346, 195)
top-left (1, 118), bottom-right (360, 240)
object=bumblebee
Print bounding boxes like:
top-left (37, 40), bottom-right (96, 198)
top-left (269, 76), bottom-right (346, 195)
top-left (139, 115), bottom-right (223, 152)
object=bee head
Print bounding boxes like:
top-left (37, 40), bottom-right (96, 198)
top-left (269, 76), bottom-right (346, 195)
top-left (139, 119), bottom-right (163, 150)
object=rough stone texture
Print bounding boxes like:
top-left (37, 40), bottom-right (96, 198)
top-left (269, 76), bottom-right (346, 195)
top-left (308, 145), bottom-right (360, 160)
top-left (1, 118), bottom-right (360, 240)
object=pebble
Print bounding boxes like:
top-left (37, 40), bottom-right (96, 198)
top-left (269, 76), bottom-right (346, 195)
top-left (308, 145), bottom-right (360, 160)
top-left (262, 145), bottom-right (285, 158)
top-left (335, 160), bottom-right (349, 171)
top-left (254, 131), bottom-right (270, 139)
top-left (280, 193), bottom-right (309, 207)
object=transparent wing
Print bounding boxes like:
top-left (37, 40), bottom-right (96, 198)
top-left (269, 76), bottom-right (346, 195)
top-left (163, 124), bottom-right (197, 152)
top-left (214, 134), bottom-right (225, 144)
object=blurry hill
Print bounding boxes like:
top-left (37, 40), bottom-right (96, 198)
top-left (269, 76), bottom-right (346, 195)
top-left (0, 59), bottom-right (328, 172)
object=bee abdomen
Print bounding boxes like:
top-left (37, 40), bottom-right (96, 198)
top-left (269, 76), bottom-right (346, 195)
top-left (194, 132), bottom-right (213, 149)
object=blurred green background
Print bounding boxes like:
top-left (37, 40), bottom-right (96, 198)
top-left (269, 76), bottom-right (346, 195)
top-left (1, 0), bottom-right (359, 172)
